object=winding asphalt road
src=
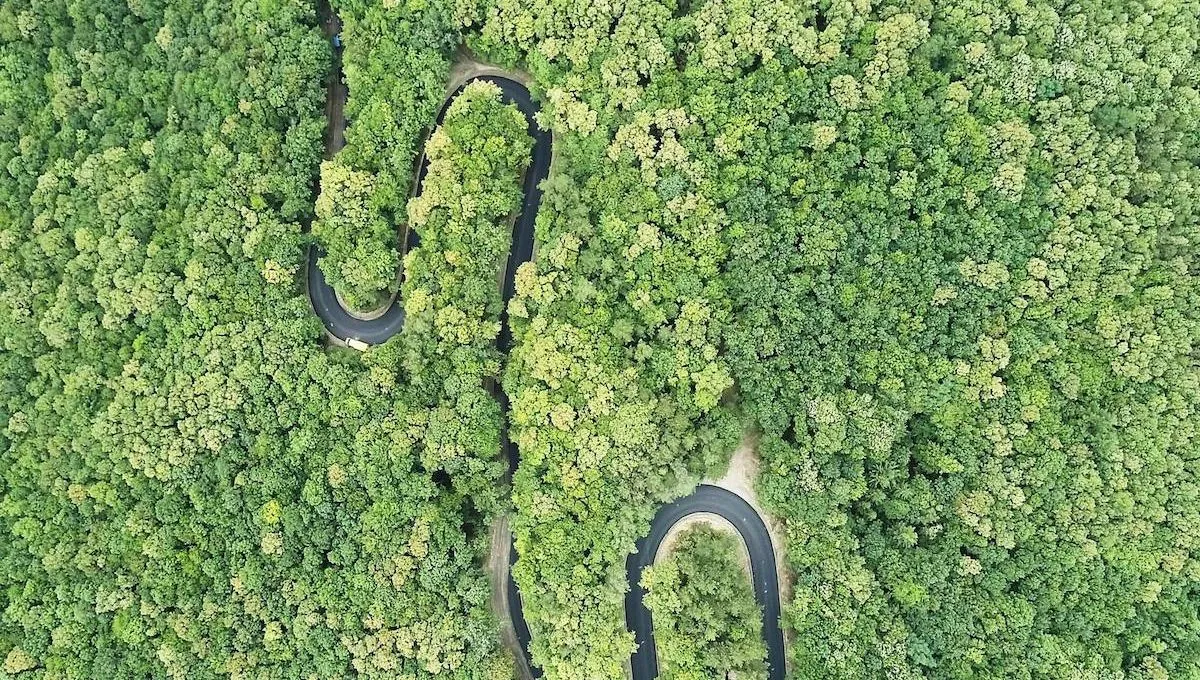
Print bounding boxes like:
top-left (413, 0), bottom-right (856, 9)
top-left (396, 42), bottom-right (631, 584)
top-left (307, 71), bottom-right (550, 345)
top-left (625, 485), bottom-right (786, 679)
top-left (309, 7), bottom-right (784, 678)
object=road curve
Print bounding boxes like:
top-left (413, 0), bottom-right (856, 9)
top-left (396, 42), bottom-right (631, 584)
top-left (310, 71), bottom-right (549, 670)
top-left (307, 73), bottom-right (551, 345)
top-left (311, 9), bottom-right (783, 679)
top-left (626, 484), bottom-right (786, 679)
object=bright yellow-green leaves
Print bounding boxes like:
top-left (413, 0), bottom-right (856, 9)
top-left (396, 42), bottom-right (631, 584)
top-left (1, 0), bottom-right (1197, 676)
top-left (0, 1), bottom-right (515, 677)
top-left (313, 160), bottom-right (399, 311)
top-left (401, 80), bottom-right (532, 360)
top-left (476, 0), bottom-right (1199, 676)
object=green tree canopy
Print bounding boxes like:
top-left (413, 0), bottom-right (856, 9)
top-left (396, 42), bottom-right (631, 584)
top-left (642, 525), bottom-right (767, 680)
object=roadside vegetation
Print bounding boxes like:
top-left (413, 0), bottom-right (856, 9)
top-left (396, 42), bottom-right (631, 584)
top-left (0, 0), bottom-right (1197, 678)
top-left (400, 81), bottom-right (532, 397)
top-left (312, 159), bottom-right (399, 312)
top-left (310, 0), bottom-right (463, 310)
top-left (717, 4), bottom-right (1200, 677)
top-left (642, 526), bottom-right (767, 680)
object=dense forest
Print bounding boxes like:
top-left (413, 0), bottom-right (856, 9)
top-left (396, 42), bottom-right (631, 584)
top-left (311, 0), bottom-right (463, 312)
top-left (0, 1), bottom-right (518, 676)
top-left (479, 0), bottom-right (1200, 675)
top-left (1, 0), bottom-right (1197, 678)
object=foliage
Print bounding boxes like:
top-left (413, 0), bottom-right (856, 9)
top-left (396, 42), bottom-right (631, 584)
top-left (313, 160), bottom-right (399, 311)
top-left (397, 80), bottom-right (532, 490)
top-left (403, 80), bottom-right (532, 364)
top-left (471, 0), bottom-right (1200, 676)
top-left (642, 526), bottom-right (767, 680)
top-left (714, 2), bottom-right (1200, 679)
top-left (0, 1), bottom-right (515, 677)
top-left (485, 70), bottom-right (744, 680)
top-left (1, 0), bottom-right (1197, 677)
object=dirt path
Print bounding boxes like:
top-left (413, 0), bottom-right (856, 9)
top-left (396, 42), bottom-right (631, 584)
top-left (309, 13), bottom-right (548, 676)
top-left (653, 512), bottom-right (753, 576)
top-left (488, 517), bottom-right (536, 680)
top-left (318, 3), bottom-right (345, 158)
top-left (709, 435), bottom-right (793, 608)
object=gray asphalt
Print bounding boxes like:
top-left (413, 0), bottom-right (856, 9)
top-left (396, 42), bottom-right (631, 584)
top-left (309, 10), bottom-right (784, 678)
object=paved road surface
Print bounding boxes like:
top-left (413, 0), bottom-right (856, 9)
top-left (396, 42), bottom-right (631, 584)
top-left (306, 72), bottom-right (551, 345)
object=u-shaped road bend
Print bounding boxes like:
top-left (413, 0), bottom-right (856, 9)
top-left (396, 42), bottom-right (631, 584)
top-left (309, 10), bottom-right (784, 678)
top-left (306, 72), bottom-right (551, 346)
top-left (626, 485), bottom-right (786, 680)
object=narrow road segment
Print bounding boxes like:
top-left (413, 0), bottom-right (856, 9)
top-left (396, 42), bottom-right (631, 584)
top-left (307, 74), bottom-right (550, 345)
